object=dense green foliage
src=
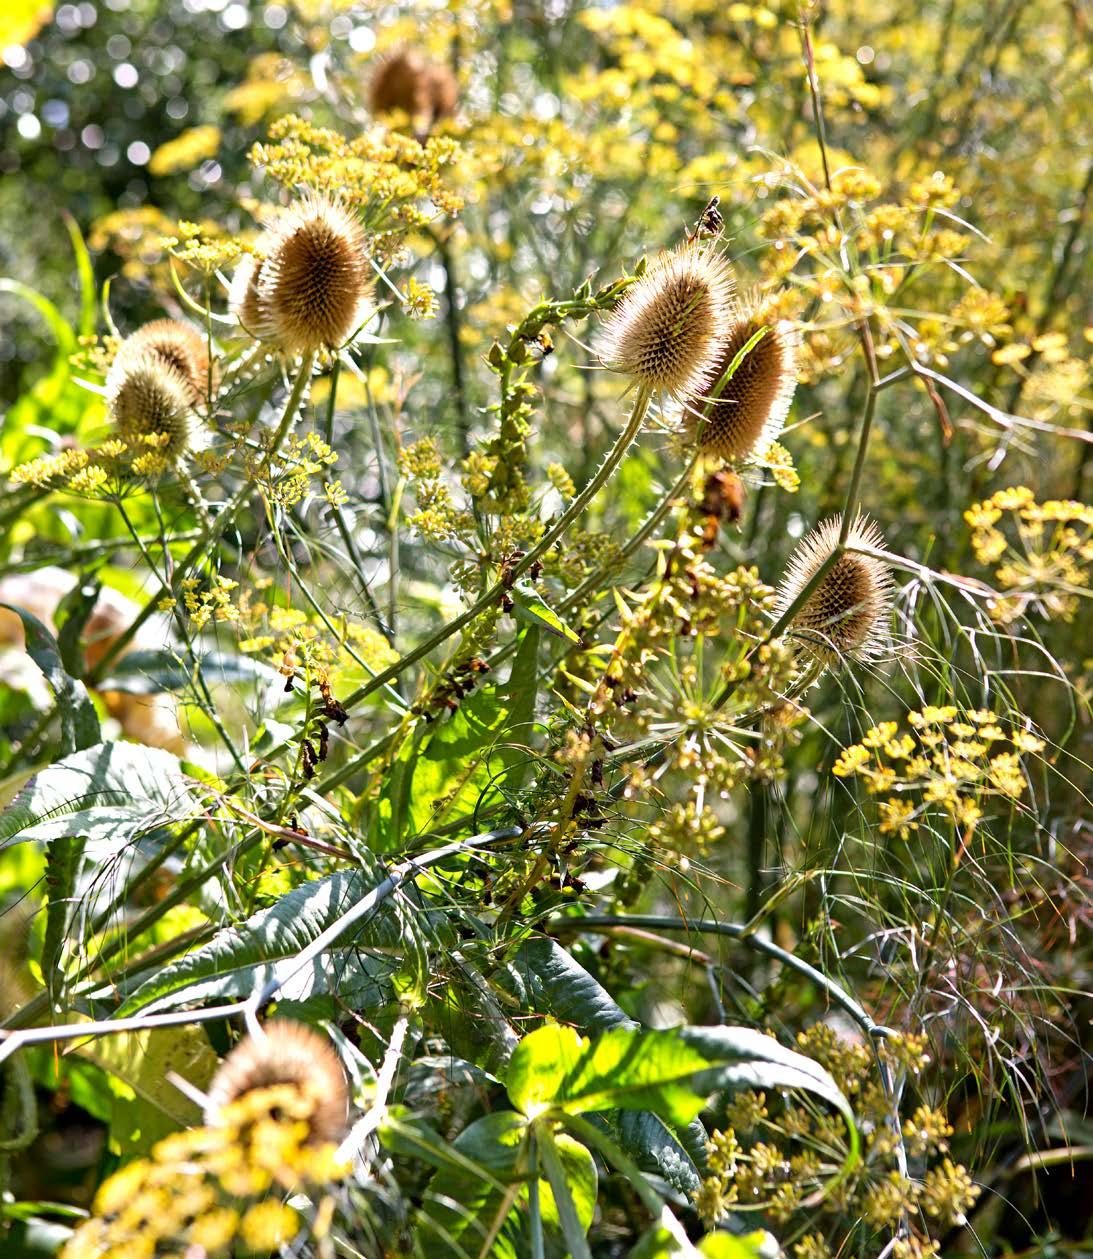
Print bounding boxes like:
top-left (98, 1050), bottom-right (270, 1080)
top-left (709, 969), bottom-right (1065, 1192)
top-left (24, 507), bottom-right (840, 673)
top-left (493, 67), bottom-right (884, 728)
top-left (0, 1), bottom-right (1089, 1257)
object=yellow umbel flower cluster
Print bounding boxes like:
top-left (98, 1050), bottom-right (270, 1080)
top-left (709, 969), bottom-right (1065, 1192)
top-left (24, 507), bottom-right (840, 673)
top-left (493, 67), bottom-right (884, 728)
top-left (965, 486), bottom-right (1093, 624)
top-left (833, 707), bottom-right (1045, 834)
top-left (62, 1082), bottom-right (350, 1259)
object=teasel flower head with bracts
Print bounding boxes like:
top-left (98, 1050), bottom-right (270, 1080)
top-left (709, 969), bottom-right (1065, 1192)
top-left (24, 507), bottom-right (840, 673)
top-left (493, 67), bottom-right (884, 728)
top-left (231, 193), bottom-right (373, 357)
top-left (111, 318), bottom-right (214, 408)
top-left (774, 514), bottom-right (895, 662)
top-left (105, 352), bottom-right (203, 466)
top-left (204, 1019), bottom-right (349, 1146)
top-left (369, 48), bottom-right (458, 134)
top-left (684, 296), bottom-right (799, 463)
top-left (598, 245), bottom-right (736, 400)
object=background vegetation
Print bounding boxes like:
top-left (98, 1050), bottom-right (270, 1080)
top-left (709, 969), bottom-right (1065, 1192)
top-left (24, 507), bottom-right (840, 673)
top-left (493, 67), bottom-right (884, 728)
top-left (0, 0), bottom-right (1089, 1256)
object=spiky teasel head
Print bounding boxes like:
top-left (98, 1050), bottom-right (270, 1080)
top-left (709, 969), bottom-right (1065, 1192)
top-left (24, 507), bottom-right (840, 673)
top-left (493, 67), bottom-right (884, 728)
top-left (113, 319), bottom-right (213, 406)
top-left (205, 1020), bottom-right (348, 1146)
top-left (250, 194), bottom-right (372, 356)
top-left (105, 352), bottom-right (201, 465)
top-left (684, 297), bottom-right (799, 462)
top-left (370, 49), bottom-right (458, 131)
top-left (774, 515), bottom-right (894, 662)
top-left (598, 246), bottom-right (736, 400)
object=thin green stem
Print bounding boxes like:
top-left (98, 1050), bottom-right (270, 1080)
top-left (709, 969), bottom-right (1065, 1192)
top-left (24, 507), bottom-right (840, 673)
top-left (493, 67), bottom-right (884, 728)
top-left (557, 914), bottom-right (894, 1043)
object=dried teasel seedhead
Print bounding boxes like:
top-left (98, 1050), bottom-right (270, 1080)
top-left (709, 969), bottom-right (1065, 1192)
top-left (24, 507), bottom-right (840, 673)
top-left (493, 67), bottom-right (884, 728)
top-left (598, 246), bottom-right (736, 399)
top-left (113, 319), bottom-right (213, 406)
top-left (684, 299), bottom-right (799, 461)
top-left (774, 515), bottom-right (894, 662)
top-left (106, 352), bottom-right (201, 464)
top-left (205, 1020), bottom-right (349, 1145)
top-left (254, 194), bottom-right (372, 356)
top-left (370, 49), bottom-right (458, 131)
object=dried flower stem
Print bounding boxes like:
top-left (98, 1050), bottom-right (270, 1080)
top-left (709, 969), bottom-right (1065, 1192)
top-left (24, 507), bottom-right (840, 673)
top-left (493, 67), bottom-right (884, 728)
top-left (336, 1006), bottom-right (412, 1165)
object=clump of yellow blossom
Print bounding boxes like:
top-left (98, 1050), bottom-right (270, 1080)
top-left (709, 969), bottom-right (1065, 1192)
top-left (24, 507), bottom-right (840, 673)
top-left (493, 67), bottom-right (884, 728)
top-left (833, 706), bottom-right (1045, 834)
top-left (965, 487), bottom-right (1093, 624)
top-left (61, 1080), bottom-right (350, 1259)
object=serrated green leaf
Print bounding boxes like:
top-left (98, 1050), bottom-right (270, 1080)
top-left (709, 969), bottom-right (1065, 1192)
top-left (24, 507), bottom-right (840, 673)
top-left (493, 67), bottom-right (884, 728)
top-left (0, 742), bottom-right (199, 847)
top-left (116, 862), bottom-right (408, 1016)
top-left (508, 1025), bottom-right (712, 1124)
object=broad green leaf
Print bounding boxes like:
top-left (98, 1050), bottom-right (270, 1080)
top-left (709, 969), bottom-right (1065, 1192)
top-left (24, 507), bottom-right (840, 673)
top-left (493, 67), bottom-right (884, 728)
top-left (679, 1025), bottom-right (856, 1135)
top-left (511, 582), bottom-right (580, 643)
top-left (1, 604), bottom-right (98, 756)
top-left (503, 935), bottom-right (638, 1032)
top-left (614, 1110), bottom-right (702, 1195)
top-left (502, 937), bottom-right (703, 1191)
top-left (116, 862), bottom-right (409, 1015)
top-left (505, 1022), bottom-right (856, 1162)
top-left (373, 635), bottom-right (540, 848)
top-left (0, 741), bottom-right (200, 847)
top-left (507, 1024), bottom-right (589, 1118)
top-left (73, 1023), bottom-right (219, 1153)
top-left (508, 1025), bottom-right (713, 1124)
top-left (699, 1233), bottom-right (780, 1259)
top-left (423, 1112), bottom-right (529, 1258)
top-left (536, 1127), bottom-right (596, 1258)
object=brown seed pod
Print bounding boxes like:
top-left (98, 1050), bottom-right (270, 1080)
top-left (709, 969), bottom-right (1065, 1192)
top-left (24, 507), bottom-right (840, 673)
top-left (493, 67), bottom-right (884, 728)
top-left (105, 352), bottom-right (200, 464)
top-left (774, 515), bottom-right (894, 662)
top-left (370, 49), bottom-right (458, 130)
top-left (113, 319), bottom-right (213, 406)
top-left (254, 194), bottom-right (372, 356)
top-left (685, 300), bottom-right (798, 461)
top-left (598, 246), bottom-right (736, 399)
top-left (204, 1020), bottom-right (349, 1145)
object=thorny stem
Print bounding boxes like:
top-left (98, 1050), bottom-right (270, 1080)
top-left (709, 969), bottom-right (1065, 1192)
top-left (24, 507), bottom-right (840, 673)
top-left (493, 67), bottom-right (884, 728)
top-left (711, 319), bottom-right (887, 712)
top-left (336, 384), bottom-right (654, 712)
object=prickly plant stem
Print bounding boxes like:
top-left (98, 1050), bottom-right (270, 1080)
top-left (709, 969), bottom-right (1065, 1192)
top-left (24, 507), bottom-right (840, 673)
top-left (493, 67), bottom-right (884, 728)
top-left (338, 384), bottom-right (654, 711)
